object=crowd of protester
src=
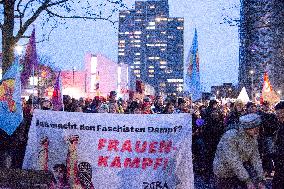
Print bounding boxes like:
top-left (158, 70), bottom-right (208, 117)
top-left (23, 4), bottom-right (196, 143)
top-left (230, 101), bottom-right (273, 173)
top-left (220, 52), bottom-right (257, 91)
top-left (1, 90), bottom-right (284, 189)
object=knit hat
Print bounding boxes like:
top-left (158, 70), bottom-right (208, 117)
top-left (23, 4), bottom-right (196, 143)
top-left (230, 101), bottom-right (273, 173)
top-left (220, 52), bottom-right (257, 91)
top-left (239, 113), bottom-right (262, 129)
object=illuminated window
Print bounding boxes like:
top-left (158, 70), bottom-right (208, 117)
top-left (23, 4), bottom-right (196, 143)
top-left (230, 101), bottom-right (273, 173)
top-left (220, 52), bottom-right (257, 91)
top-left (136, 74), bottom-right (141, 77)
top-left (118, 44), bottom-right (125, 48)
top-left (134, 44), bottom-right (141, 47)
top-left (125, 31), bottom-right (130, 34)
top-left (154, 57), bottom-right (160, 60)
top-left (134, 31), bottom-right (142, 35)
top-left (160, 66), bottom-right (166, 69)
top-left (136, 10), bottom-right (142, 14)
top-left (149, 5), bottom-right (155, 9)
top-left (118, 53), bottom-right (125, 56)
top-left (119, 40), bottom-right (125, 43)
top-left (118, 49), bottom-right (125, 52)
top-left (168, 36), bottom-right (174, 39)
top-left (135, 19), bottom-right (142, 22)
top-left (167, 79), bottom-right (183, 83)
top-left (177, 27), bottom-right (184, 30)
top-left (119, 15), bottom-right (126, 18)
top-left (149, 75), bottom-right (154, 77)
top-left (161, 31), bottom-right (166, 34)
top-left (146, 44), bottom-right (155, 47)
top-left (134, 61), bottom-right (141, 65)
top-left (146, 26), bottom-right (155, 30)
top-left (149, 66), bottom-right (154, 68)
top-left (135, 53), bottom-right (141, 55)
top-left (134, 35), bottom-right (141, 38)
top-left (135, 66), bottom-right (140, 68)
top-left (148, 70), bottom-right (154, 73)
top-left (160, 44), bottom-right (167, 47)
top-left (149, 22), bottom-right (155, 26)
top-left (134, 40), bottom-right (141, 43)
top-left (178, 18), bottom-right (184, 21)
top-left (160, 83), bottom-right (166, 87)
top-left (161, 48), bottom-right (166, 51)
top-left (148, 57), bottom-right (155, 60)
top-left (134, 70), bottom-right (140, 73)
top-left (168, 18), bottom-right (173, 21)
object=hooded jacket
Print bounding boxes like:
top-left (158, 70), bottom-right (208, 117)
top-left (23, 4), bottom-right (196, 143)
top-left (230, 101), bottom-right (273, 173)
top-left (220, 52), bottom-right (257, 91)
top-left (213, 128), bottom-right (264, 183)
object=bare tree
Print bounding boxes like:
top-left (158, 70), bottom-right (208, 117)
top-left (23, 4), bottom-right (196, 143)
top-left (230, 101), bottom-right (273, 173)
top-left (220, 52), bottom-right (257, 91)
top-left (0, 0), bottom-right (127, 75)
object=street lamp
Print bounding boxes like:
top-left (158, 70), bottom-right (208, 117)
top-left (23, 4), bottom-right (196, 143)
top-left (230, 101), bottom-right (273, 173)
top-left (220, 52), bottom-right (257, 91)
top-left (249, 70), bottom-right (254, 101)
top-left (277, 90), bottom-right (282, 99)
top-left (15, 45), bottom-right (23, 55)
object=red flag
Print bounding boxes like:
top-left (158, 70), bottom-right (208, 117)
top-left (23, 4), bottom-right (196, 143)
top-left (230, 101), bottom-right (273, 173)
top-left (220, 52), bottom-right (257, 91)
top-left (260, 72), bottom-right (280, 105)
top-left (21, 28), bottom-right (39, 87)
top-left (52, 71), bottom-right (63, 111)
top-left (136, 80), bottom-right (145, 94)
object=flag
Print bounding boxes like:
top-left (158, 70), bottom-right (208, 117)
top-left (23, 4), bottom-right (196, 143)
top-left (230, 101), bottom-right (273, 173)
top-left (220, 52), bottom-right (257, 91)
top-left (52, 71), bottom-right (63, 111)
top-left (260, 72), bottom-right (280, 105)
top-left (0, 57), bottom-right (23, 135)
top-left (184, 28), bottom-right (202, 101)
top-left (136, 80), bottom-right (145, 94)
top-left (21, 28), bottom-right (38, 88)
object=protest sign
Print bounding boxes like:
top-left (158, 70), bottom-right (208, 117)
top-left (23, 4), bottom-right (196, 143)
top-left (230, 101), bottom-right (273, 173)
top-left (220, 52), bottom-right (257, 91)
top-left (23, 110), bottom-right (193, 189)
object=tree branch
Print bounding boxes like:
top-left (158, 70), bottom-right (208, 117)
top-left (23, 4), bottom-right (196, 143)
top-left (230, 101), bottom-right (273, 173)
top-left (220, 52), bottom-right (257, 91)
top-left (14, 0), bottom-right (52, 43)
top-left (47, 0), bottom-right (69, 7)
top-left (46, 8), bottom-right (118, 25)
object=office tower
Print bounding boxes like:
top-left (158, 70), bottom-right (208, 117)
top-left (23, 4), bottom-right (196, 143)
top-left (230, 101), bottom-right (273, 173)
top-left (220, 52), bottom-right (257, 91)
top-left (238, 0), bottom-right (284, 97)
top-left (118, 0), bottom-right (184, 96)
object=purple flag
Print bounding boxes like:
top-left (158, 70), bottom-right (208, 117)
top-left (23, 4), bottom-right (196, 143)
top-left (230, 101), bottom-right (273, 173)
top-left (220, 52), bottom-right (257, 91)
top-left (52, 71), bottom-right (63, 111)
top-left (21, 28), bottom-right (38, 88)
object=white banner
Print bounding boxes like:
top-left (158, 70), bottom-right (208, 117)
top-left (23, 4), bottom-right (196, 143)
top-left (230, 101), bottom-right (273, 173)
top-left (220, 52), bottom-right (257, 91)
top-left (23, 110), bottom-right (193, 189)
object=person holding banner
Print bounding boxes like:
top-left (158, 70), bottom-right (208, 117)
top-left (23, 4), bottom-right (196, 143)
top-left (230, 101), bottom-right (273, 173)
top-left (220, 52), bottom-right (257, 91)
top-left (213, 113), bottom-right (266, 189)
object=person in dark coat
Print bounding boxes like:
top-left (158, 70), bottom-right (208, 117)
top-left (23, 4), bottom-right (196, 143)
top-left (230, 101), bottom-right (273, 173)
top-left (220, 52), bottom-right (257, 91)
top-left (202, 100), bottom-right (225, 180)
top-left (257, 101), bottom-right (278, 176)
top-left (272, 101), bottom-right (284, 188)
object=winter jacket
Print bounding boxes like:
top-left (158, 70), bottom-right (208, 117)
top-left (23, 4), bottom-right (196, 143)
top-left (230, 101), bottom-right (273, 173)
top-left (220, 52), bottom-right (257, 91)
top-left (213, 128), bottom-right (264, 183)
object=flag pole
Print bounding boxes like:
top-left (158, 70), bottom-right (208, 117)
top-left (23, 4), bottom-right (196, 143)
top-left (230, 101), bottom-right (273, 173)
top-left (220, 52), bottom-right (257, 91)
top-left (32, 64), bottom-right (34, 108)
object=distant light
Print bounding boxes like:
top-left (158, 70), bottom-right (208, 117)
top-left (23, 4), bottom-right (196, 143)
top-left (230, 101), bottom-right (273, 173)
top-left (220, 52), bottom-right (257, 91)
top-left (277, 90), bottom-right (282, 95)
top-left (15, 45), bottom-right (23, 55)
top-left (249, 70), bottom-right (254, 75)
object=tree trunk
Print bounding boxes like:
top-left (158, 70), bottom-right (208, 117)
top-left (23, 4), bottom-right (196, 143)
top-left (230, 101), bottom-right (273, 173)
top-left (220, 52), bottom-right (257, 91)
top-left (2, 0), bottom-right (15, 75)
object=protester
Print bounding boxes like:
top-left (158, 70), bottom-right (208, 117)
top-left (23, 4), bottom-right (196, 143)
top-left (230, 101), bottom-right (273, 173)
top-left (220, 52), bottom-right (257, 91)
top-left (202, 99), bottom-right (225, 181)
top-left (272, 101), bottom-right (284, 188)
top-left (163, 102), bottom-right (175, 114)
top-left (213, 113), bottom-right (266, 189)
top-left (258, 101), bottom-right (278, 177)
top-left (152, 95), bottom-right (165, 114)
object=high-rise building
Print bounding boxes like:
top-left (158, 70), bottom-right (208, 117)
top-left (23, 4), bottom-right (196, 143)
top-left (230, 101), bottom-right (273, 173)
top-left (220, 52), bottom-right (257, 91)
top-left (118, 0), bottom-right (184, 96)
top-left (238, 0), bottom-right (284, 96)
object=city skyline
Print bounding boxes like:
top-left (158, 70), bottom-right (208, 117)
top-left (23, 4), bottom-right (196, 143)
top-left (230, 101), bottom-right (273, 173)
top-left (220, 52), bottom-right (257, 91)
top-left (118, 0), bottom-right (184, 96)
top-left (14, 0), bottom-right (240, 92)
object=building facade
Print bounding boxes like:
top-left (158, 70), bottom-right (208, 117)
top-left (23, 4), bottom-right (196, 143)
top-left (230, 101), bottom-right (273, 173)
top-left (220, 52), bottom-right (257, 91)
top-left (238, 0), bottom-right (284, 95)
top-left (118, 0), bottom-right (184, 96)
top-left (61, 53), bottom-right (128, 99)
